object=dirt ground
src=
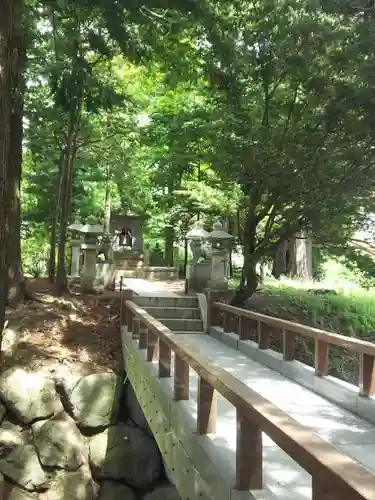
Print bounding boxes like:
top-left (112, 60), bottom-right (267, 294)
top-left (2, 278), bottom-right (122, 377)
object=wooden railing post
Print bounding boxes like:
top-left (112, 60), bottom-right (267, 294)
top-left (159, 340), bottom-right (171, 377)
top-left (174, 354), bottom-right (189, 400)
top-left (359, 353), bottom-right (375, 397)
top-left (223, 312), bottom-right (231, 333)
top-left (233, 314), bottom-right (239, 335)
top-left (312, 477), bottom-right (339, 500)
top-left (139, 324), bottom-right (148, 350)
top-left (315, 339), bottom-right (329, 377)
top-left (258, 322), bottom-right (270, 350)
top-left (283, 330), bottom-right (296, 361)
top-left (132, 317), bottom-right (140, 340)
top-left (197, 377), bottom-right (216, 434)
top-left (236, 408), bottom-right (262, 490)
top-left (147, 330), bottom-right (159, 362)
top-left (127, 311), bottom-right (133, 334)
top-left (238, 316), bottom-right (251, 341)
top-left (209, 302), bottom-right (220, 328)
top-left (122, 305), bottom-right (128, 330)
top-left (120, 277), bottom-right (124, 325)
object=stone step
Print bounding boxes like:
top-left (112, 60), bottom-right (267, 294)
top-left (134, 296), bottom-right (198, 309)
top-left (159, 318), bottom-right (203, 332)
top-left (144, 307), bottom-right (201, 320)
top-left (173, 331), bottom-right (205, 335)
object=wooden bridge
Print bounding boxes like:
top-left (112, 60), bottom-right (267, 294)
top-left (119, 278), bottom-right (375, 500)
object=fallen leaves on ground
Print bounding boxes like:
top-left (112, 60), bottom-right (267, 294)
top-left (2, 279), bottom-right (122, 375)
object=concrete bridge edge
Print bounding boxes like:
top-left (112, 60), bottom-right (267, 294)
top-left (121, 326), bottom-right (265, 500)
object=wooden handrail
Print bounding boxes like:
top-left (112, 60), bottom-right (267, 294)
top-left (212, 301), bottom-right (375, 397)
top-left (122, 297), bottom-right (375, 500)
top-left (213, 302), bottom-right (375, 355)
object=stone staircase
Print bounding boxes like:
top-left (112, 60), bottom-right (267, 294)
top-left (133, 295), bottom-right (204, 334)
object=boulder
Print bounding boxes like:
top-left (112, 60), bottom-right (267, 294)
top-left (69, 373), bottom-right (122, 429)
top-left (33, 412), bottom-right (86, 471)
top-left (0, 472), bottom-right (4, 500)
top-left (0, 444), bottom-right (48, 491)
top-left (98, 481), bottom-right (135, 500)
top-left (0, 420), bottom-right (28, 455)
top-left (143, 486), bottom-right (181, 500)
top-left (41, 466), bottom-right (97, 500)
top-left (126, 385), bottom-right (151, 435)
top-left (89, 425), bottom-right (162, 489)
top-left (0, 369), bottom-right (63, 424)
top-left (0, 404), bottom-right (5, 424)
top-left (5, 485), bottom-right (39, 499)
top-left (54, 373), bottom-right (81, 413)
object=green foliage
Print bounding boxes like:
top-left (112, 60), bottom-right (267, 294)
top-left (21, 225), bottom-right (50, 277)
top-left (18, 0), bottom-right (375, 296)
top-left (312, 248), bottom-right (328, 281)
top-left (328, 248), bottom-right (375, 289)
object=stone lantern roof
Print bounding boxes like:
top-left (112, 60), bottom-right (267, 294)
top-left (186, 221), bottom-right (210, 241)
top-left (79, 216), bottom-right (103, 235)
top-left (209, 221), bottom-right (233, 240)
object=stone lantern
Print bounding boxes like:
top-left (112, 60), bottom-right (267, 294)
top-left (68, 219), bottom-right (83, 279)
top-left (79, 216), bottom-right (103, 291)
top-left (185, 221), bottom-right (211, 293)
top-left (207, 221), bottom-right (233, 289)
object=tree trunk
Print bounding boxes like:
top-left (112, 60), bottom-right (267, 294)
top-left (0, 0), bottom-right (23, 336)
top-left (6, 34), bottom-right (33, 306)
top-left (48, 149), bottom-right (65, 282)
top-left (232, 212), bottom-right (259, 306)
top-left (289, 233), bottom-right (313, 280)
top-left (272, 235), bottom-right (313, 280)
top-left (272, 240), bottom-right (289, 278)
top-left (165, 225), bottom-right (174, 267)
top-left (165, 177), bottom-right (176, 267)
top-left (103, 164), bottom-right (111, 233)
top-left (0, 0), bottom-right (21, 334)
top-left (56, 110), bottom-right (80, 294)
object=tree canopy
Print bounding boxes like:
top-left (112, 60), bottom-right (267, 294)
top-left (1, 0), bottom-right (375, 331)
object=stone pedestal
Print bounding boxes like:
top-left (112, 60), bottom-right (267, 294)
top-left (81, 244), bottom-right (98, 291)
top-left (69, 240), bottom-right (82, 278)
top-left (186, 262), bottom-right (211, 293)
top-left (207, 250), bottom-right (229, 290)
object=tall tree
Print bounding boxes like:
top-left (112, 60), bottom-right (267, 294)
top-left (176, 0), bottom-right (375, 297)
top-left (0, 0), bottom-right (24, 335)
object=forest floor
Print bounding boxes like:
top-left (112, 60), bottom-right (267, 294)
top-left (1, 278), bottom-right (122, 377)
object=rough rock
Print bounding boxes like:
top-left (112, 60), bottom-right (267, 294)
top-left (33, 412), bottom-right (86, 471)
top-left (51, 369), bottom-right (84, 416)
top-left (0, 369), bottom-right (63, 424)
top-left (89, 425), bottom-right (162, 489)
top-left (98, 481), bottom-right (136, 500)
top-left (0, 472), bottom-right (4, 499)
top-left (0, 444), bottom-right (48, 491)
top-left (41, 466), bottom-right (97, 500)
top-left (5, 485), bottom-right (39, 499)
top-left (143, 485), bottom-right (181, 500)
top-left (0, 420), bottom-right (28, 454)
top-left (0, 404), bottom-right (5, 424)
top-left (126, 385), bottom-right (151, 435)
top-left (69, 373), bottom-right (122, 429)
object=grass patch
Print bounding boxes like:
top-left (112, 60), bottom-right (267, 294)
top-left (249, 284), bottom-right (375, 340)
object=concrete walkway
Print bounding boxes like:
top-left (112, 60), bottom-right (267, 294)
top-left (150, 333), bottom-right (375, 500)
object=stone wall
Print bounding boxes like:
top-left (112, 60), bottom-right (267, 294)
top-left (0, 368), bottom-right (181, 500)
